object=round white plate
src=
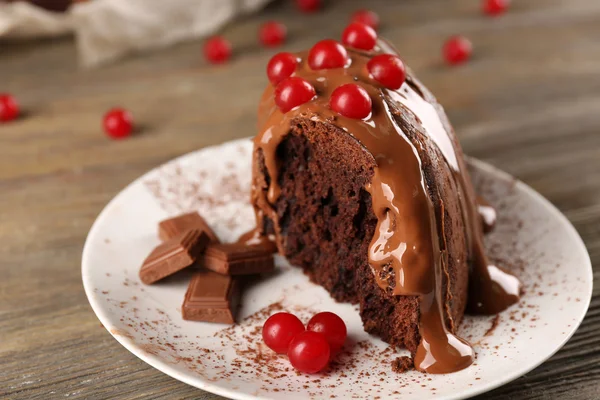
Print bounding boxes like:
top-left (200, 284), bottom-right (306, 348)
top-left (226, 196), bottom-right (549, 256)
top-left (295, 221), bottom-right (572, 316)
top-left (82, 138), bottom-right (592, 400)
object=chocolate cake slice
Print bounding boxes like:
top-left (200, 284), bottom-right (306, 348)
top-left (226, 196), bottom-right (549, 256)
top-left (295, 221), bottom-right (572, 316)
top-left (246, 38), bottom-right (520, 373)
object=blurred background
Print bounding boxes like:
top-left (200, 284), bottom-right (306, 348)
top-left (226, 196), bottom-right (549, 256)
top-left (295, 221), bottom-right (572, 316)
top-left (1, 0), bottom-right (599, 399)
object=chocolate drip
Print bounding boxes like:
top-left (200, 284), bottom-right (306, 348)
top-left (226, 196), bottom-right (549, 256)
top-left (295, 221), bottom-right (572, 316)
top-left (249, 42), bottom-right (520, 373)
top-left (477, 196), bottom-right (497, 233)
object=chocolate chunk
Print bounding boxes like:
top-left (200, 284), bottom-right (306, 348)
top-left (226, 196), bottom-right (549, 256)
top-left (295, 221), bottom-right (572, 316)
top-left (198, 242), bottom-right (275, 276)
top-left (182, 270), bottom-right (240, 324)
top-left (140, 230), bottom-right (209, 284)
top-left (158, 212), bottom-right (220, 243)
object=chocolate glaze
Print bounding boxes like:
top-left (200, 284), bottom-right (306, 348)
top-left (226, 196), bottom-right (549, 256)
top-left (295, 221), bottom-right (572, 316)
top-left (248, 41), bottom-right (520, 373)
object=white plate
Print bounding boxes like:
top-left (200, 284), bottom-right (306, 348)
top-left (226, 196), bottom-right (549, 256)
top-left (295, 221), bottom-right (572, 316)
top-left (82, 138), bottom-right (592, 400)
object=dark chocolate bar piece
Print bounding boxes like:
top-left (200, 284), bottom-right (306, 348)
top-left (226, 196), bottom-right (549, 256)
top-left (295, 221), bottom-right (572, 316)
top-left (139, 230), bottom-right (209, 284)
top-left (198, 242), bottom-right (275, 275)
top-left (158, 212), bottom-right (220, 243)
top-left (182, 270), bottom-right (240, 324)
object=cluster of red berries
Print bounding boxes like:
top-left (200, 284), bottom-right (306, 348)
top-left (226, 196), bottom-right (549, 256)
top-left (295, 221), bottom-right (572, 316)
top-left (266, 22), bottom-right (406, 120)
top-left (1, 1), bottom-right (510, 133)
top-left (262, 311), bottom-right (347, 374)
top-left (203, 4), bottom-right (380, 65)
top-left (204, 0), bottom-right (509, 66)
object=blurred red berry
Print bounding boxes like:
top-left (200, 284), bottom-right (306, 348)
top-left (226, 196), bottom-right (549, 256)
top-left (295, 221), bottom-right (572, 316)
top-left (308, 39), bottom-right (348, 70)
top-left (103, 108), bottom-right (133, 139)
top-left (483, 0), bottom-right (510, 16)
top-left (203, 36), bottom-right (232, 64)
top-left (259, 21), bottom-right (287, 47)
top-left (0, 94), bottom-right (19, 122)
top-left (443, 36), bottom-right (472, 65)
top-left (267, 52), bottom-right (299, 85)
top-left (342, 22), bottom-right (377, 51)
top-left (296, 0), bottom-right (321, 13)
top-left (351, 9), bottom-right (379, 30)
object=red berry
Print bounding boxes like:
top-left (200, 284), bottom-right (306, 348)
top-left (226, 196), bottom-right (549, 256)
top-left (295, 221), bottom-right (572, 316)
top-left (483, 0), bottom-right (509, 16)
top-left (259, 21), bottom-right (287, 48)
top-left (342, 22), bottom-right (377, 51)
top-left (267, 52), bottom-right (299, 85)
top-left (296, 0), bottom-right (321, 13)
top-left (330, 83), bottom-right (372, 119)
top-left (351, 9), bottom-right (380, 30)
top-left (262, 312), bottom-right (305, 354)
top-left (308, 39), bottom-right (348, 70)
top-left (288, 331), bottom-right (331, 373)
top-left (443, 36), bottom-right (472, 65)
top-left (0, 94), bottom-right (19, 122)
top-left (103, 108), bottom-right (133, 139)
top-left (203, 36), bottom-right (232, 64)
top-left (274, 77), bottom-right (316, 113)
top-left (306, 312), bottom-right (347, 353)
top-left (367, 54), bottom-right (406, 90)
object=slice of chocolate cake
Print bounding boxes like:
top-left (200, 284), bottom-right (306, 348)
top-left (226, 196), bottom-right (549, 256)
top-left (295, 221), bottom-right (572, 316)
top-left (245, 36), bottom-right (520, 373)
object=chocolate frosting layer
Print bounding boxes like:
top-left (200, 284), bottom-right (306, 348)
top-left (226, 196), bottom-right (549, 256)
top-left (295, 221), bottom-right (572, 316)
top-left (249, 41), bottom-right (520, 373)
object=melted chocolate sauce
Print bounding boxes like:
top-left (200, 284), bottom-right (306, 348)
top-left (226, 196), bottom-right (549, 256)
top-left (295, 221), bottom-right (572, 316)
top-left (247, 42), bottom-right (520, 374)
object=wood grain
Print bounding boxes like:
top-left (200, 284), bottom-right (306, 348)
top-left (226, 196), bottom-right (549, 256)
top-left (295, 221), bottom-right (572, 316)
top-left (1, 0), bottom-right (599, 398)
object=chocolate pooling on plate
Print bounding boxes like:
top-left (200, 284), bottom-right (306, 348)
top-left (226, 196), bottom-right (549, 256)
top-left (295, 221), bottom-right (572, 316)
top-left (246, 39), bottom-right (520, 373)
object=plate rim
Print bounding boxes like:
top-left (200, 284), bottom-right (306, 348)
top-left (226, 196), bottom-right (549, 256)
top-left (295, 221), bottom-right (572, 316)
top-left (81, 139), bottom-right (593, 400)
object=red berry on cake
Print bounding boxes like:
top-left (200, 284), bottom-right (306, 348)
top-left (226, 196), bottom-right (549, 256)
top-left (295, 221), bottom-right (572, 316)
top-left (274, 77), bottom-right (316, 113)
top-left (288, 331), bottom-right (331, 373)
top-left (308, 39), bottom-right (349, 70)
top-left (443, 36), bottom-right (472, 65)
top-left (103, 108), bottom-right (133, 139)
top-left (0, 94), bottom-right (19, 122)
top-left (267, 52), bottom-right (299, 85)
top-left (203, 36), bottom-right (232, 64)
top-left (295, 0), bottom-right (321, 13)
top-left (330, 83), bottom-right (372, 119)
top-left (262, 312), bottom-right (306, 354)
top-left (307, 312), bottom-right (347, 353)
top-left (259, 21), bottom-right (287, 48)
top-left (342, 22), bottom-right (377, 50)
top-left (351, 9), bottom-right (380, 31)
top-left (367, 54), bottom-right (406, 90)
top-left (483, 0), bottom-right (510, 16)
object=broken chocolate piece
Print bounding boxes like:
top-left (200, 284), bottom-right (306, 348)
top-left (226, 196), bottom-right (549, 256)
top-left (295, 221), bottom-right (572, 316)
top-left (182, 270), bottom-right (240, 324)
top-left (140, 230), bottom-right (209, 284)
top-left (158, 212), bottom-right (220, 243)
top-left (198, 242), bottom-right (275, 275)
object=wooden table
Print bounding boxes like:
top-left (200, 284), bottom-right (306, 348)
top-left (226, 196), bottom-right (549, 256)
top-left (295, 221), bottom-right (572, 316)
top-left (1, 0), bottom-right (599, 398)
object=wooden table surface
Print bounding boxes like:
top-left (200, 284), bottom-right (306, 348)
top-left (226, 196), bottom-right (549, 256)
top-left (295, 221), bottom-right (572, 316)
top-left (1, 0), bottom-right (599, 399)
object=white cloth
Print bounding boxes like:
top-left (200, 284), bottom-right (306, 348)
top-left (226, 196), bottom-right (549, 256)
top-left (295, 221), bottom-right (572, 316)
top-left (0, 0), bottom-right (272, 67)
